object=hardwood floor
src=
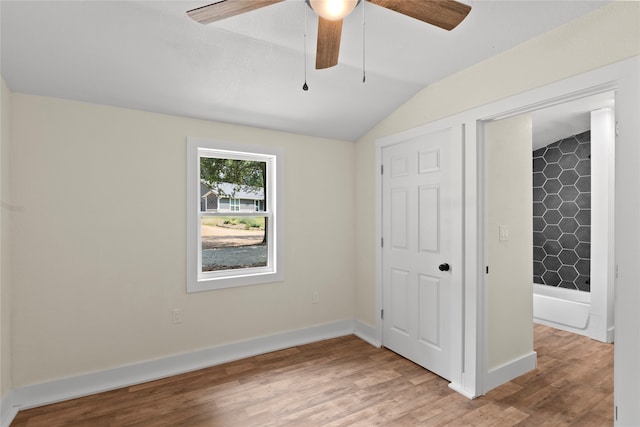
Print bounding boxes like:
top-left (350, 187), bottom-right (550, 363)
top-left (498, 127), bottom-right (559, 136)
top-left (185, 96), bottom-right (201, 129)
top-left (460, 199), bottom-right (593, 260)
top-left (11, 325), bottom-right (613, 426)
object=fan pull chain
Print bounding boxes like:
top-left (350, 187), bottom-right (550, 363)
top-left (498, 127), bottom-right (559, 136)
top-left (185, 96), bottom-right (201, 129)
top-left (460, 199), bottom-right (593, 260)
top-left (362, 0), bottom-right (366, 83)
top-left (302, 3), bottom-right (309, 91)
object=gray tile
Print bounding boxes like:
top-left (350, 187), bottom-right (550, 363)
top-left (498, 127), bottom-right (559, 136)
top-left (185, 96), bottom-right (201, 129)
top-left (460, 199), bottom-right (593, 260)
top-left (575, 159), bottom-right (590, 175)
top-left (559, 249), bottom-right (579, 266)
top-left (533, 157), bottom-right (546, 172)
top-left (576, 226), bottom-right (590, 242)
top-left (576, 275), bottom-right (590, 292)
top-left (543, 255), bottom-right (562, 272)
top-left (558, 201), bottom-right (579, 217)
top-left (543, 178), bottom-right (562, 193)
top-left (558, 233), bottom-right (579, 250)
top-left (575, 209), bottom-right (591, 226)
top-left (543, 224), bottom-right (562, 240)
top-left (575, 242), bottom-right (590, 259)
top-left (575, 192), bottom-right (590, 208)
top-left (575, 142), bottom-right (591, 159)
top-left (576, 176), bottom-right (591, 192)
top-left (533, 131), bottom-right (591, 293)
top-left (575, 259), bottom-right (590, 276)
top-left (545, 147), bottom-right (562, 163)
top-left (558, 153), bottom-right (579, 170)
top-left (543, 270), bottom-right (561, 286)
top-left (559, 185), bottom-right (579, 202)
top-left (543, 163), bottom-right (562, 179)
top-left (543, 209), bottom-right (562, 225)
top-left (559, 169), bottom-right (579, 185)
top-left (543, 194), bottom-right (562, 209)
top-left (558, 217), bottom-right (579, 233)
top-left (559, 137), bottom-right (579, 153)
top-left (543, 240), bottom-right (562, 256)
top-left (558, 265), bottom-right (578, 281)
top-left (533, 147), bottom-right (546, 158)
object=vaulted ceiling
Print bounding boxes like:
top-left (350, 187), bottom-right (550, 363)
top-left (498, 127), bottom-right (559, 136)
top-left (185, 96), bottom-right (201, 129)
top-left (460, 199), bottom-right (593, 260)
top-left (1, 1), bottom-right (609, 141)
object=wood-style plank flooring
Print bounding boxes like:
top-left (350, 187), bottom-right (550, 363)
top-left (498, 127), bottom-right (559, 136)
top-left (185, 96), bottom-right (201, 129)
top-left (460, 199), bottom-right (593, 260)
top-left (11, 325), bottom-right (613, 426)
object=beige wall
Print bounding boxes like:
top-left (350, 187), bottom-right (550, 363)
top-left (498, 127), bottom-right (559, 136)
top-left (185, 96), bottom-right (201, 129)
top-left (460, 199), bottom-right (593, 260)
top-left (9, 94), bottom-right (355, 387)
top-left (354, 2), bottom-right (640, 328)
top-left (486, 114), bottom-right (533, 370)
top-left (1, 77), bottom-right (12, 399)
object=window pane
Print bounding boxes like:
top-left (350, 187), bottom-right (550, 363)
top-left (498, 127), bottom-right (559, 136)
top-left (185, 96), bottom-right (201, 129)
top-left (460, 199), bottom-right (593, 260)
top-left (201, 216), bottom-right (267, 272)
top-left (200, 158), bottom-right (267, 212)
top-left (199, 157), bottom-right (269, 272)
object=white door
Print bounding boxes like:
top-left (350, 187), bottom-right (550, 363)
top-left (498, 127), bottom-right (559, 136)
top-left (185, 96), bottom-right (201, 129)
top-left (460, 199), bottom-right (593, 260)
top-left (381, 127), bottom-right (462, 381)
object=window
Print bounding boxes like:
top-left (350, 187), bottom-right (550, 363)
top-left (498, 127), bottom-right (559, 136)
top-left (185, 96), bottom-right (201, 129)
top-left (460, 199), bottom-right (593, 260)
top-left (187, 138), bottom-right (284, 292)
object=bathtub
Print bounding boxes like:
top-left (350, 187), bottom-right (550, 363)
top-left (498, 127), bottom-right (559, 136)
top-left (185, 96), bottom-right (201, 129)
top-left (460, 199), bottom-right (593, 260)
top-left (533, 283), bottom-right (591, 336)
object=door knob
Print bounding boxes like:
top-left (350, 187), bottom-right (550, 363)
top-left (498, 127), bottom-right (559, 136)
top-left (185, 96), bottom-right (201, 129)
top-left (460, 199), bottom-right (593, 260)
top-left (438, 263), bottom-right (450, 272)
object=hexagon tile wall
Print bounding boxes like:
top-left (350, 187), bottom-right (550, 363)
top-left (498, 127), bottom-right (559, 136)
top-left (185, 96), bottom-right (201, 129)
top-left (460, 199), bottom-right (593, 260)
top-left (533, 130), bottom-right (591, 292)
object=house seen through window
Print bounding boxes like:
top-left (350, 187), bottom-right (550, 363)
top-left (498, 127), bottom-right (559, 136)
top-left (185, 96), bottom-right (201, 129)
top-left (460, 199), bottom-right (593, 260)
top-left (199, 158), bottom-right (267, 272)
top-left (187, 138), bottom-right (284, 292)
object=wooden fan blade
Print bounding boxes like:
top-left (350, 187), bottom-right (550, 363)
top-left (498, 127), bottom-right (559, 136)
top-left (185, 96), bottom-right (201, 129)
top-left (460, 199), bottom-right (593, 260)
top-left (366, 0), bottom-right (471, 30)
top-left (316, 17), bottom-right (343, 69)
top-left (187, 0), bottom-right (284, 24)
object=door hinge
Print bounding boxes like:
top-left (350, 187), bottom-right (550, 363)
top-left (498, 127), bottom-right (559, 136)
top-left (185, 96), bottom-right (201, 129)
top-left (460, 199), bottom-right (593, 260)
top-left (381, 164), bottom-right (384, 175)
top-left (486, 266), bottom-right (489, 274)
top-left (381, 237), bottom-right (384, 248)
top-left (616, 121), bottom-right (620, 136)
top-left (381, 309), bottom-right (384, 319)
top-left (615, 405), bottom-right (618, 421)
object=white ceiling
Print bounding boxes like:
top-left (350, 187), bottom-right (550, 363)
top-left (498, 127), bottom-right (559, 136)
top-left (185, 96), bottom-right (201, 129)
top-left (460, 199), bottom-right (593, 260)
top-left (0, 0), bottom-right (610, 141)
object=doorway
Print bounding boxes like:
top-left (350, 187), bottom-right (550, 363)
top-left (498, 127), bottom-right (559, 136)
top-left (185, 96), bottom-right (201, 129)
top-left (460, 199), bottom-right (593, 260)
top-left (480, 89), bottom-right (617, 394)
top-left (485, 93), bottom-right (615, 344)
top-left (529, 93), bottom-right (615, 343)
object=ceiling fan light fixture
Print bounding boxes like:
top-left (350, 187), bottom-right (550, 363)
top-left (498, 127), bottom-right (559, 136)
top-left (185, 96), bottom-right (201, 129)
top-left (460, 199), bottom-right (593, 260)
top-left (308, 0), bottom-right (359, 21)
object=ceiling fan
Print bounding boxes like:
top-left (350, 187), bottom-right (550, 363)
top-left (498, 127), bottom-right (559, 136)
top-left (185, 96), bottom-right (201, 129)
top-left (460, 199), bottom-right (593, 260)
top-left (187, 0), bottom-right (472, 69)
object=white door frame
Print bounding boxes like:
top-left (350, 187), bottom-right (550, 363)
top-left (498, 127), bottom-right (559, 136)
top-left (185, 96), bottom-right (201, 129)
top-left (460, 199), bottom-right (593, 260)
top-left (375, 56), bottom-right (640, 412)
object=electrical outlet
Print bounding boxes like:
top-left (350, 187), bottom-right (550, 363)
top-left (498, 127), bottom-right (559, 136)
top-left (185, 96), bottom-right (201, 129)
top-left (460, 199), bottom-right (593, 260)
top-left (312, 291), bottom-right (319, 304)
top-left (172, 309), bottom-right (183, 324)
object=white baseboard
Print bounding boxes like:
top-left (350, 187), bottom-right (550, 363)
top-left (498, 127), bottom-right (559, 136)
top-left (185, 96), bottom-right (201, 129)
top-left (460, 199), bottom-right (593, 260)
top-left (354, 320), bottom-right (380, 347)
top-left (448, 382), bottom-right (479, 399)
top-left (6, 319), bottom-right (356, 424)
top-left (1, 390), bottom-right (18, 427)
top-left (484, 351), bottom-right (537, 393)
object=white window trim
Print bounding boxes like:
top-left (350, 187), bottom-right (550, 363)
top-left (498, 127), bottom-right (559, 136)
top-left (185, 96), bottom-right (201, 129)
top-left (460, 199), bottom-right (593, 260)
top-left (187, 137), bottom-right (285, 292)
